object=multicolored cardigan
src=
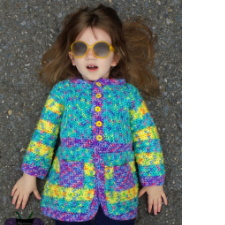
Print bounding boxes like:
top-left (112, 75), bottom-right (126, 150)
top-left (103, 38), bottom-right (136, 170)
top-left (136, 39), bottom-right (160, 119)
top-left (21, 77), bottom-right (165, 222)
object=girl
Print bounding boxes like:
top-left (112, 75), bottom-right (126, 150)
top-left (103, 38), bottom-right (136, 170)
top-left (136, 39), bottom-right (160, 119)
top-left (11, 4), bottom-right (168, 225)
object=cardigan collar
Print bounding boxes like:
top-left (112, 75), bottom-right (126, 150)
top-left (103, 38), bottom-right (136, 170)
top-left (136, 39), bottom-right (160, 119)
top-left (70, 77), bottom-right (126, 86)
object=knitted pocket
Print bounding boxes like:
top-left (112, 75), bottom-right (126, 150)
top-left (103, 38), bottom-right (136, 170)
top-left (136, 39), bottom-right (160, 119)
top-left (113, 162), bottom-right (135, 191)
top-left (59, 159), bottom-right (84, 188)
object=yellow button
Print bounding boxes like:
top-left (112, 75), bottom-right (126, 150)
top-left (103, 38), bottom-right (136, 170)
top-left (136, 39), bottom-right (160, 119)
top-left (96, 121), bottom-right (102, 127)
top-left (96, 93), bottom-right (102, 98)
top-left (96, 135), bottom-right (102, 141)
top-left (95, 106), bottom-right (101, 112)
top-left (96, 82), bottom-right (102, 87)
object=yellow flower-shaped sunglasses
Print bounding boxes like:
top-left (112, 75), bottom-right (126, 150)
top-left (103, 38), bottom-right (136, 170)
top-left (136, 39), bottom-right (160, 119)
top-left (70, 41), bottom-right (115, 59)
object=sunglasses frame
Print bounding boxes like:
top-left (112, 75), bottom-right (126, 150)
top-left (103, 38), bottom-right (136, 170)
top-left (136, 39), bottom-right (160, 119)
top-left (70, 41), bottom-right (115, 59)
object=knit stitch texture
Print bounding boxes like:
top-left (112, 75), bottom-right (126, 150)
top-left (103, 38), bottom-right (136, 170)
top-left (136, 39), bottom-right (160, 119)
top-left (21, 77), bottom-right (165, 222)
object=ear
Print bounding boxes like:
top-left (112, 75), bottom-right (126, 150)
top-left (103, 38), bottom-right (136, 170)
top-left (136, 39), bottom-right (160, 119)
top-left (111, 54), bottom-right (120, 67)
top-left (68, 52), bottom-right (76, 66)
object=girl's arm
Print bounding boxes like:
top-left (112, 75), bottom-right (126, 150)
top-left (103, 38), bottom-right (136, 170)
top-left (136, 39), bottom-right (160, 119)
top-left (128, 84), bottom-right (167, 214)
top-left (21, 81), bottom-right (65, 179)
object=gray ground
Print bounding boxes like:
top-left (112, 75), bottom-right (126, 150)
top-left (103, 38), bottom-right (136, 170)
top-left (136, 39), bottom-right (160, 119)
top-left (0, 0), bottom-right (181, 224)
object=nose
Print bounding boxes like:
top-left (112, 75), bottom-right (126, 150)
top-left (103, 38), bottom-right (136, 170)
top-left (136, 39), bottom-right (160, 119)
top-left (86, 48), bottom-right (96, 58)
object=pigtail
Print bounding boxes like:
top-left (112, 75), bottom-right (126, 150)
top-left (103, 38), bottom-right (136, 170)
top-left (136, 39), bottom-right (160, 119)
top-left (122, 18), bottom-right (160, 99)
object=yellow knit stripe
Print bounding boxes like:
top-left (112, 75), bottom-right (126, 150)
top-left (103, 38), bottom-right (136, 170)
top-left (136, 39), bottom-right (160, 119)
top-left (52, 156), bottom-right (60, 173)
top-left (27, 140), bottom-right (54, 158)
top-left (105, 166), bottom-right (113, 180)
top-left (36, 119), bottom-right (60, 135)
top-left (45, 97), bottom-right (64, 115)
top-left (135, 152), bottom-right (164, 165)
top-left (130, 100), bottom-right (149, 120)
top-left (129, 161), bottom-right (136, 173)
top-left (43, 181), bottom-right (95, 201)
top-left (105, 183), bottom-right (138, 204)
top-left (132, 126), bottom-right (159, 142)
top-left (84, 163), bottom-right (96, 176)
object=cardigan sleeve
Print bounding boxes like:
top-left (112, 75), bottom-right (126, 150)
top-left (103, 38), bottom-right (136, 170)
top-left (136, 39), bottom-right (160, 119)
top-left (21, 81), bottom-right (65, 179)
top-left (128, 84), bottom-right (165, 186)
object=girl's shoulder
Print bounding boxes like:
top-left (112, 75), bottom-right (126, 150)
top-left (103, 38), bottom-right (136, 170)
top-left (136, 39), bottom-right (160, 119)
top-left (124, 83), bottom-right (144, 105)
top-left (54, 79), bottom-right (70, 88)
top-left (124, 82), bottom-right (136, 90)
top-left (124, 83), bottom-right (140, 96)
top-left (51, 79), bottom-right (71, 92)
top-left (50, 79), bottom-right (71, 104)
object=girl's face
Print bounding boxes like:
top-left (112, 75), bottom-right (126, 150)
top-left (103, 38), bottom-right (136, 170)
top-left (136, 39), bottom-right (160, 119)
top-left (68, 27), bottom-right (119, 81)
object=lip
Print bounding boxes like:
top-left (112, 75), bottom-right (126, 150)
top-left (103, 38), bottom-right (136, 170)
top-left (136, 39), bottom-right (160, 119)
top-left (86, 64), bottom-right (98, 72)
top-left (86, 67), bottom-right (98, 72)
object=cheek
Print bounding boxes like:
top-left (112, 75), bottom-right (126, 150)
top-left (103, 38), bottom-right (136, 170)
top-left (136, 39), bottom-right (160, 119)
top-left (74, 61), bottom-right (85, 74)
top-left (74, 59), bottom-right (83, 67)
top-left (101, 60), bottom-right (112, 69)
top-left (102, 55), bottom-right (114, 67)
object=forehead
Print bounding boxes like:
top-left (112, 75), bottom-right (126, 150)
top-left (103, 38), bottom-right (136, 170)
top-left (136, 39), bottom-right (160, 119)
top-left (75, 27), bottom-right (112, 44)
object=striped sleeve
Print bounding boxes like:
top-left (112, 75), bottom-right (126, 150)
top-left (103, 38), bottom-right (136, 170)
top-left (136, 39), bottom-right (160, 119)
top-left (128, 84), bottom-right (165, 186)
top-left (21, 82), bottom-right (65, 179)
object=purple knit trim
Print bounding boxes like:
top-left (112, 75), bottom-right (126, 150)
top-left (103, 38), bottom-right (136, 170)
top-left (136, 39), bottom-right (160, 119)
top-left (69, 77), bottom-right (126, 86)
top-left (21, 164), bottom-right (47, 178)
top-left (41, 205), bottom-right (137, 222)
top-left (140, 175), bottom-right (165, 186)
top-left (61, 137), bottom-right (132, 153)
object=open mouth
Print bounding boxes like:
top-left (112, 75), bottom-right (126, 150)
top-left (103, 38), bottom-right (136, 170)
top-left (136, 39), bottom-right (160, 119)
top-left (87, 65), bottom-right (98, 71)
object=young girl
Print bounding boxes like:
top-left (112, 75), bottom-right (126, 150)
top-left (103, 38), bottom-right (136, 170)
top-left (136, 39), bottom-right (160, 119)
top-left (11, 4), bottom-right (167, 225)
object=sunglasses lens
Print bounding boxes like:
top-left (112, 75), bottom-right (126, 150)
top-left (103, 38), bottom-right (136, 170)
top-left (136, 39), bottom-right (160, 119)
top-left (94, 42), bottom-right (110, 57)
top-left (72, 42), bottom-right (87, 56)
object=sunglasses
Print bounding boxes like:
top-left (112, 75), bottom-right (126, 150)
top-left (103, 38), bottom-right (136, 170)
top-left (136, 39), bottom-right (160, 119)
top-left (70, 41), bottom-right (115, 58)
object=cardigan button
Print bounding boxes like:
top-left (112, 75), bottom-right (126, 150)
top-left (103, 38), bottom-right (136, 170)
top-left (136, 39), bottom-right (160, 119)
top-left (96, 93), bottom-right (102, 98)
top-left (95, 106), bottom-right (101, 112)
top-left (96, 121), bottom-right (102, 127)
top-left (96, 82), bottom-right (102, 87)
top-left (96, 135), bottom-right (102, 141)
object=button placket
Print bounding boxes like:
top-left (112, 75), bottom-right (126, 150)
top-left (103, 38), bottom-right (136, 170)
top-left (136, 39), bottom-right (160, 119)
top-left (92, 81), bottom-right (104, 204)
top-left (93, 83), bottom-right (103, 142)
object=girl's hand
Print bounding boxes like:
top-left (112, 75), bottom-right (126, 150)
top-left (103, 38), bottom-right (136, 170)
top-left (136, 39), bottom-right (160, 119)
top-left (11, 173), bottom-right (42, 210)
top-left (138, 185), bottom-right (168, 215)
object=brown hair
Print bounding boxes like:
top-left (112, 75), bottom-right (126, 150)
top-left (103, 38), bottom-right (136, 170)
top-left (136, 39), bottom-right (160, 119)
top-left (38, 4), bottom-right (160, 99)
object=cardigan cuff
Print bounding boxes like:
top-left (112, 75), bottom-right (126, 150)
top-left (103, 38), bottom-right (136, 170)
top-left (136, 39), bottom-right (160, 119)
top-left (140, 175), bottom-right (165, 187)
top-left (21, 163), bottom-right (48, 179)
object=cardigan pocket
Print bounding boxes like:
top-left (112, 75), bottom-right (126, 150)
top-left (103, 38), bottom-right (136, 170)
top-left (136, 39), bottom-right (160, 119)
top-left (59, 159), bottom-right (84, 188)
top-left (113, 162), bottom-right (135, 191)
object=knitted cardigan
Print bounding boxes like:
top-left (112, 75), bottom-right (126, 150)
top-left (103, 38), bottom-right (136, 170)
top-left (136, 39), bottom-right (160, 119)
top-left (21, 77), bottom-right (165, 222)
